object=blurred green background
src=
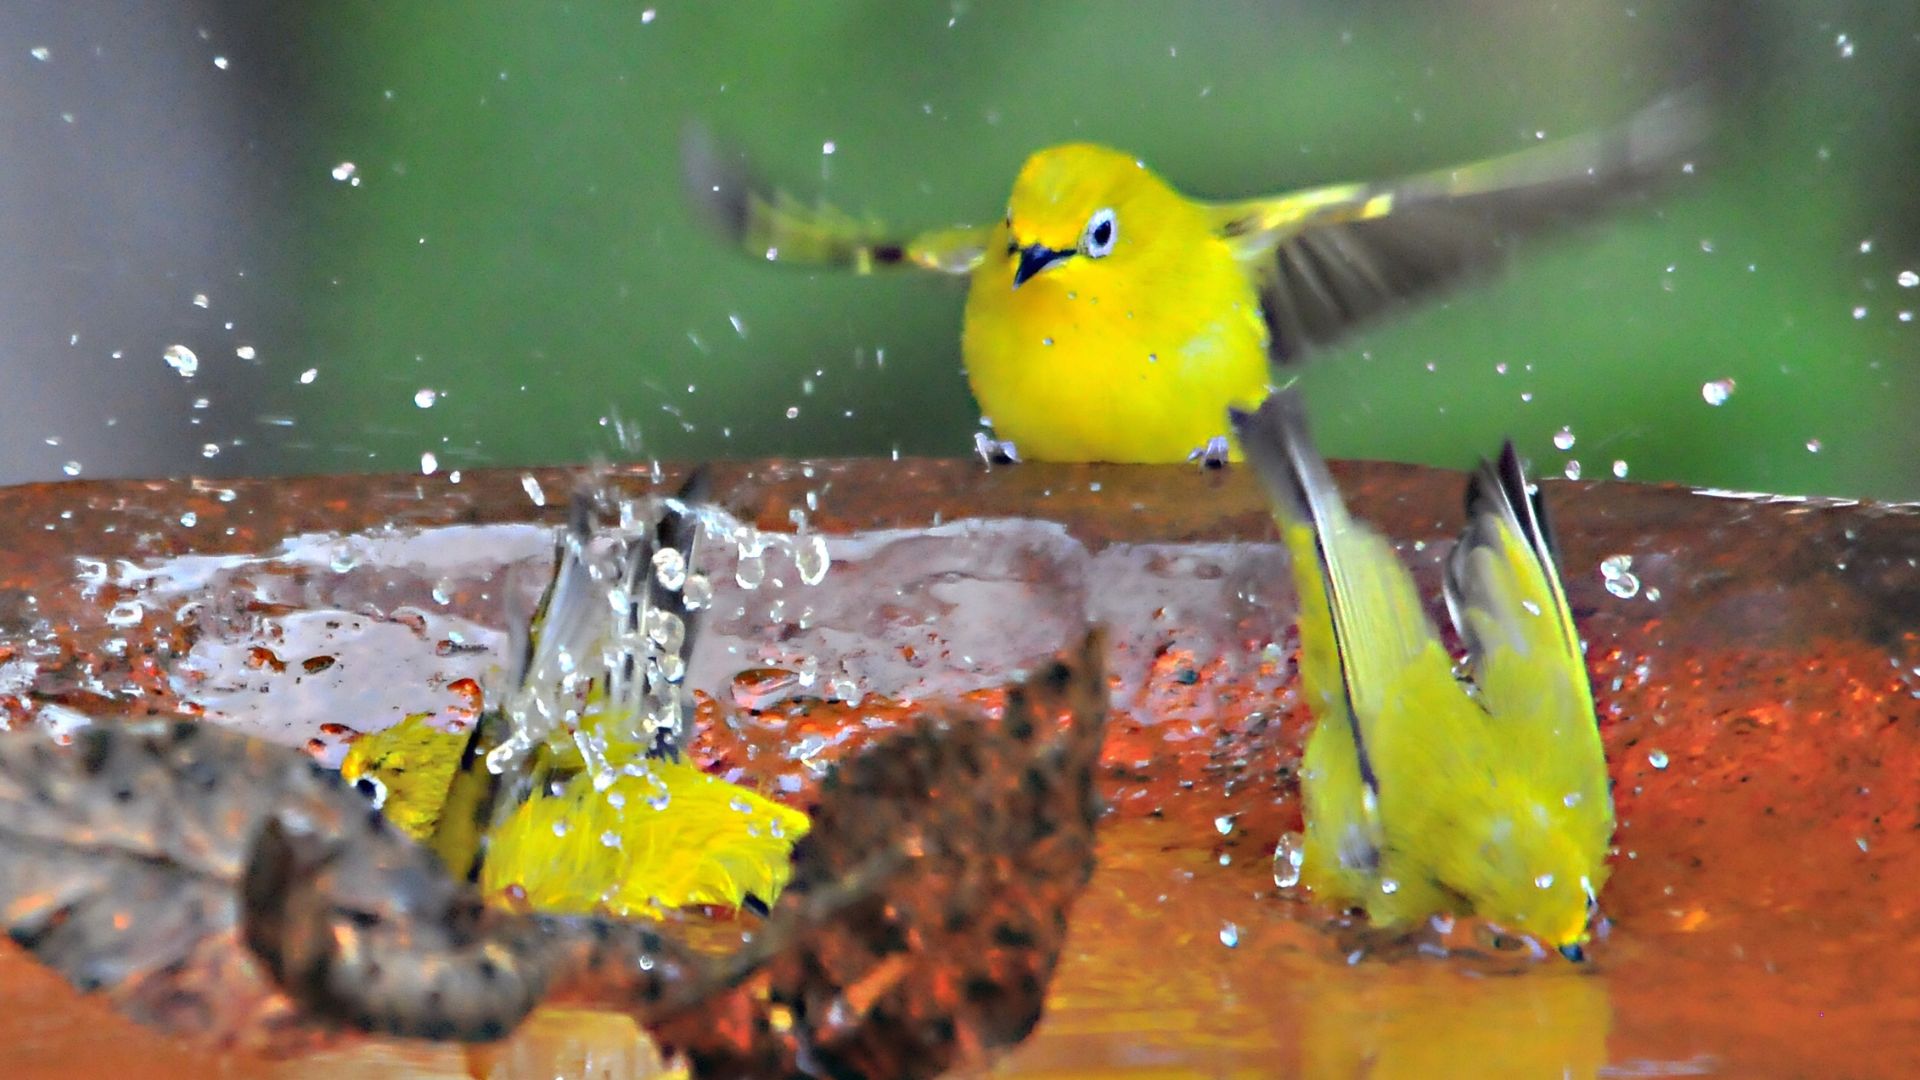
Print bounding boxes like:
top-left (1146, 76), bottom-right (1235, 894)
top-left (5, 1), bottom-right (1918, 498)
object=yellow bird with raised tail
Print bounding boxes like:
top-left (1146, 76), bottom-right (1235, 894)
top-left (686, 93), bottom-right (1702, 462)
top-left (1230, 386), bottom-right (1612, 958)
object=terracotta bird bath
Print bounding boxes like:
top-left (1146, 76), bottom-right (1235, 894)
top-left (0, 458), bottom-right (1916, 1078)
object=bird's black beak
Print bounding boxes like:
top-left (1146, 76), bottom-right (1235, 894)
top-left (1558, 943), bottom-right (1587, 963)
top-left (1012, 244), bottom-right (1069, 288)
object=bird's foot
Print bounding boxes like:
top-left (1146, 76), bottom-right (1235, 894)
top-left (973, 432), bottom-right (1022, 466)
top-left (1187, 435), bottom-right (1231, 470)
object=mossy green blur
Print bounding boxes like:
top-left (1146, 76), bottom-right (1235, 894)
top-left (266, 2), bottom-right (1920, 499)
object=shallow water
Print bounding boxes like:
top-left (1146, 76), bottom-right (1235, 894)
top-left (1, 460), bottom-right (1916, 1078)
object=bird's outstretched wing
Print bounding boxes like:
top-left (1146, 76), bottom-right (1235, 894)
top-left (1210, 89), bottom-right (1708, 364)
top-left (681, 125), bottom-right (992, 275)
top-left (1443, 444), bottom-right (1596, 726)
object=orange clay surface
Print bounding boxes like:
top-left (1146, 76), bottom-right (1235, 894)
top-left (1, 459), bottom-right (1917, 1078)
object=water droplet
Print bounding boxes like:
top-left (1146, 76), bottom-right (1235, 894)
top-left (651, 546), bottom-right (687, 590)
top-left (520, 474), bottom-right (546, 507)
top-left (331, 161), bottom-right (358, 183)
top-left (644, 607), bottom-right (685, 654)
top-left (61, 461), bottom-right (81, 477)
top-left (235, 345), bottom-right (257, 360)
top-left (30, 46), bottom-right (51, 61)
top-left (552, 819), bottom-right (568, 837)
top-left (1273, 834), bottom-right (1305, 889)
top-left (1219, 922), bottom-right (1240, 948)
top-left (682, 572), bottom-right (713, 610)
top-left (1600, 554), bottom-right (1640, 599)
top-left (213, 55), bottom-right (228, 70)
top-left (1806, 438), bottom-right (1823, 453)
top-left (1701, 378), bottom-right (1735, 406)
top-left (200, 442), bottom-right (220, 459)
top-left (1853, 305), bottom-right (1869, 320)
top-left (420, 451), bottom-right (438, 475)
top-left (1612, 459), bottom-right (1629, 479)
top-left (1837, 32), bottom-right (1854, 58)
top-left (658, 653), bottom-right (685, 684)
top-left (191, 293), bottom-right (210, 309)
top-left (599, 829), bottom-right (621, 849)
top-left (298, 368), bottom-right (318, 384)
top-left (793, 532), bottom-right (830, 586)
top-left (1535, 873), bottom-right (1555, 889)
top-left (163, 344), bottom-right (199, 378)
top-left (1563, 459), bottom-right (1582, 481)
top-left (1214, 814), bottom-right (1236, 836)
top-left (735, 551), bottom-right (766, 589)
top-left (179, 511), bottom-right (197, 528)
top-left (1563, 791), bottom-right (1582, 808)
top-left (1553, 426), bottom-right (1576, 451)
top-left (829, 675), bottom-right (862, 706)
top-left (413, 387), bottom-right (438, 408)
top-left (105, 600), bottom-right (144, 627)
top-left (1380, 878), bottom-right (1400, 895)
top-left (1648, 749), bottom-right (1670, 769)
top-left (1899, 270), bottom-right (1918, 288)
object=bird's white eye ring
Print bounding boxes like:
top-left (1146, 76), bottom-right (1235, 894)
top-left (353, 774), bottom-right (388, 810)
top-left (1083, 207), bottom-right (1117, 257)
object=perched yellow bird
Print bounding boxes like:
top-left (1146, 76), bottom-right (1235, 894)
top-left (686, 93), bottom-right (1703, 462)
top-left (1230, 387), bottom-right (1611, 958)
top-left (345, 474), bottom-right (809, 918)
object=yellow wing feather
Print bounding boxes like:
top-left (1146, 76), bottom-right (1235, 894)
top-left (681, 125), bottom-right (991, 275)
top-left (1209, 89), bottom-right (1707, 363)
top-left (1444, 445), bottom-right (1609, 827)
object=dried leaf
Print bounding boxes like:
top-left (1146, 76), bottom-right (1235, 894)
top-left (0, 631), bottom-right (1109, 1080)
top-left (650, 630), bottom-right (1110, 1078)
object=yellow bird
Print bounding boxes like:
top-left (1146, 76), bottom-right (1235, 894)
top-left (685, 93), bottom-right (1703, 462)
top-left (341, 716), bottom-right (808, 916)
top-left (1230, 386), bottom-right (1612, 958)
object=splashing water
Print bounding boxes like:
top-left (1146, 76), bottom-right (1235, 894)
top-left (483, 484), bottom-right (834, 777)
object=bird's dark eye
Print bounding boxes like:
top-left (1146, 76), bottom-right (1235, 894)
top-left (353, 775), bottom-right (388, 810)
top-left (1083, 207), bottom-right (1117, 257)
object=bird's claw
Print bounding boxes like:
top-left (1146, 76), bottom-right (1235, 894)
top-left (1187, 435), bottom-right (1231, 470)
top-left (973, 432), bottom-right (1022, 466)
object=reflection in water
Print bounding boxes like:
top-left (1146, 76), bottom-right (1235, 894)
top-left (1297, 965), bottom-right (1609, 1080)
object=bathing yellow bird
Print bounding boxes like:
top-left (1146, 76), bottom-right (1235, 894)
top-left (346, 474), bottom-right (809, 918)
top-left (343, 715), bottom-right (808, 916)
top-left (1230, 387), bottom-right (1611, 957)
top-left (685, 93), bottom-right (1702, 462)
